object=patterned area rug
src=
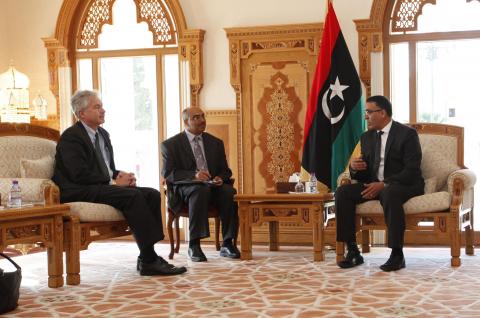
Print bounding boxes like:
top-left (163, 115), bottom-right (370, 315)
top-left (1, 242), bottom-right (479, 318)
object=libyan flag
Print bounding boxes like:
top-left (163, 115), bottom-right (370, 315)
top-left (301, 2), bottom-right (365, 191)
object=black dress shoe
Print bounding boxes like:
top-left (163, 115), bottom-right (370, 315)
top-left (380, 254), bottom-right (405, 272)
top-left (337, 251), bottom-right (364, 269)
top-left (138, 258), bottom-right (187, 276)
top-left (188, 245), bottom-right (207, 262)
top-left (219, 244), bottom-right (240, 258)
top-left (137, 256), bottom-right (174, 271)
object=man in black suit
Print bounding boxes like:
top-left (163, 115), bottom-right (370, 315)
top-left (161, 107), bottom-right (239, 262)
top-left (53, 90), bottom-right (186, 276)
top-left (335, 95), bottom-right (424, 271)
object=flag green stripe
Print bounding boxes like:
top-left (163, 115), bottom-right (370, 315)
top-left (331, 98), bottom-right (365, 189)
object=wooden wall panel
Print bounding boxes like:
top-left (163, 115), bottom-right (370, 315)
top-left (226, 23), bottom-right (325, 245)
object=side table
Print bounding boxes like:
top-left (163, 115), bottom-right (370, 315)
top-left (0, 204), bottom-right (70, 288)
top-left (234, 193), bottom-right (333, 261)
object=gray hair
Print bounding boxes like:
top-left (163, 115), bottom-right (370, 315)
top-left (71, 90), bottom-right (99, 118)
top-left (182, 107), bottom-right (205, 121)
top-left (182, 108), bottom-right (191, 121)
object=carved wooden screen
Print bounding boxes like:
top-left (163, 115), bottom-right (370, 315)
top-left (226, 24), bottom-right (323, 194)
top-left (226, 24), bottom-right (325, 245)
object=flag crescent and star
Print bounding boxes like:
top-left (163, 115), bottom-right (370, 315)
top-left (301, 1), bottom-right (365, 191)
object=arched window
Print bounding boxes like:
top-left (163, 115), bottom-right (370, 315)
top-left (44, 0), bottom-right (204, 190)
top-left (76, 0), bottom-right (180, 189)
top-left (384, 0), bottom-right (480, 123)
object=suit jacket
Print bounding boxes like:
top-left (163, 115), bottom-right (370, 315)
top-left (350, 121), bottom-right (424, 188)
top-left (161, 131), bottom-right (233, 212)
top-left (52, 121), bottom-right (119, 202)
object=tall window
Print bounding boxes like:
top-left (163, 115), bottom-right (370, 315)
top-left (75, 0), bottom-right (182, 189)
top-left (385, 0), bottom-right (480, 227)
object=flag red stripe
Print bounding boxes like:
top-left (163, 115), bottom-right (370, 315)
top-left (303, 2), bottom-right (341, 145)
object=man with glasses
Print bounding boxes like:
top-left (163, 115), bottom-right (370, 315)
top-left (335, 95), bottom-right (424, 271)
top-left (161, 107), bottom-right (239, 262)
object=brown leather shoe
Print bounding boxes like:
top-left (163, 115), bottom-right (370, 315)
top-left (138, 258), bottom-right (187, 276)
top-left (337, 251), bottom-right (364, 269)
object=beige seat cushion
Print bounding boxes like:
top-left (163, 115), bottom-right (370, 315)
top-left (356, 191), bottom-right (451, 215)
top-left (67, 202), bottom-right (125, 222)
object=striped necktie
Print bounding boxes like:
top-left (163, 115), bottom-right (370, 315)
top-left (193, 136), bottom-right (207, 171)
top-left (373, 130), bottom-right (384, 179)
top-left (94, 132), bottom-right (110, 178)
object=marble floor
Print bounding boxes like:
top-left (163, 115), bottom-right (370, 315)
top-left (1, 242), bottom-right (479, 318)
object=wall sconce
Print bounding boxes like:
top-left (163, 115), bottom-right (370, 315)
top-left (32, 93), bottom-right (48, 120)
top-left (0, 64), bottom-right (30, 123)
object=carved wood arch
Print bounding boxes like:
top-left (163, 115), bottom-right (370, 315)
top-left (354, 0), bottom-right (437, 97)
top-left (43, 0), bottom-right (204, 120)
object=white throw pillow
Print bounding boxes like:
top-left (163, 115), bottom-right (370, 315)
top-left (20, 156), bottom-right (54, 179)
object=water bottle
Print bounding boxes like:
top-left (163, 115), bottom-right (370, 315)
top-left (294, 180), bottom-right (305, 193)
top-left (309, 172), bottom-right (318, 193)
top-left (8, 180), bottom-right (22, 208)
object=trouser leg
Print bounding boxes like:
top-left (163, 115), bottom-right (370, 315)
top-left (95, 185), bottom-right (164, 250)
top-left (335, 183), bottom-right (366, 243)
top-left (179, 184), bottom-right (210, 241)
top-left (211, 184), bottom-right (238, 242)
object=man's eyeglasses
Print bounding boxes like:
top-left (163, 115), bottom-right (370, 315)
top-left (364, 109), bottom-right (383, 115)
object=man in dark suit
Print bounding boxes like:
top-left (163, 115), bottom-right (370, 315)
top-left (161, 107), bottom-right (239, 262)
top-left (53, 90), bottom-right (186, 276)
top-left (335, 95), bottom-right (424, 271)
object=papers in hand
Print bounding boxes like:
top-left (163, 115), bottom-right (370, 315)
top-left (173, 179), bottom-right (221, 186)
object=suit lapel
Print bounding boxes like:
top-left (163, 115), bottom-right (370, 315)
top-left (180, 132), bottom-right (196, 166)
top-left (384, 121), bottom-right (397, 159)
top-left (76, 122), bottom-right (96, 153)
top-left (202, 133), bottom-right (214, 171)
top-left (98, 127), bottom-right (115, 171)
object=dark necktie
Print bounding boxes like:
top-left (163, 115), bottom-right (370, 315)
top-left (373, 130), bottom-right (384, 179)
top-left (193, 136), bottom-right (208, 171)
top-left (94, 132), bottom-right (110, 178)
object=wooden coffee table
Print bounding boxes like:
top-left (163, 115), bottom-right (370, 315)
top-left (0, 204), bottom-right (69, 288)
top-left (235, 193), bottom-right (333, 261)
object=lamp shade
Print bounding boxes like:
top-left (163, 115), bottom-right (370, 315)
top-left (0, 66), bottom-right (30, 89)
top-left (0, 65), bottom-right (31, 123)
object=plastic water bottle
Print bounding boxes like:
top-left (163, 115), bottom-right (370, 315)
top-left (8, 180), bottom-right (22, 208)
top-left (294, 180), bottom-right (305, 193)
top-left (309, 173), bottom-right (318, 193)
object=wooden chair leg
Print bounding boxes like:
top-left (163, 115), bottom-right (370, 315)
top-left (167, 210), bottom-right (175, 260)
top-left (361, 230), bottom-right (370, 253)
top-left (465, 212), bottom-right (475, 255)
top-left (466, 226), bottom-right (475, 255)
top-left (336, 241), bottom-right (345, 263)
top-left (174, 216), bottom-right (181, 253)
top-left (215, 217), bottom-right (221, 251)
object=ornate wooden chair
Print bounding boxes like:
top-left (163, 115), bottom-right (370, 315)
top-left (165, 179), bottom-right (236, 259)
top-left (0, 123), bottom-right (130, 285)
top-left (167, 205), bottom-right (221, 259)
top-left (336, 123), bottom-right (476, 266)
